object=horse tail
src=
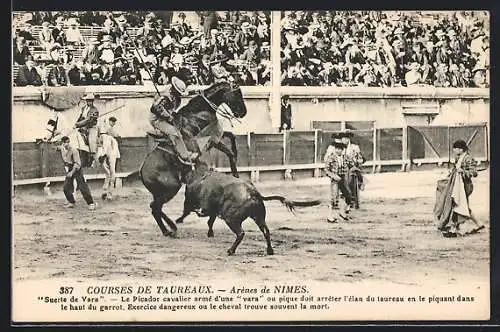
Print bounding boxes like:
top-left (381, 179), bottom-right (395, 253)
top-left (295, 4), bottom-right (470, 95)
top-left (260, 195), bottom-right (321, 213)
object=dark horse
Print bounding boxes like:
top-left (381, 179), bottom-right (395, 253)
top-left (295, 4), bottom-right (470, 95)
top-left (139, 82), bottom-right (247, 237)
top-left (175, 159), bottom-right (321, 255)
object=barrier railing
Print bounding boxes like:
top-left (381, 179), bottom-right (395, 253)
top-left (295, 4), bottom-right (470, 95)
top-left (12, 123), bottom-right (489, 186)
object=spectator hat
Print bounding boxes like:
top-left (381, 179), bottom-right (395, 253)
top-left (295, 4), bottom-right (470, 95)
top-left (248, 40), bottom-right (257, 47)
top-left (210, 28), bottom-right (219, 35)
top-left (340, 38), bottom-right (354, 48)
top-left (103, 19), bottom-right (114, 27)
top-left (435, 29), bottom-right (446, 38)
top-left (179, 36), bottom-right (191, 46)
top-left (143, 54), bottom-right (156, 64)
top-left (115, 15), bottom-right (127, 24)
top-left (82, 93), bottom-right (96, 100)
top-left (309, 58), bottom-right (321, 65)
top-left (282, 94), bottom-right (289, 101)
top-left (450, 63), bottom-right (459, 71)
top-left (123, 53), bottom-right (134, 61)
top-left (393, 27), bottom-right (404, 35)
top-left (55, 16), bottom-right (65, 24)
top-left (258, 13), bottom-right (267, 20)
top-left (409, 62), bottom-right (420, 70)
top-left (212, 65), bottom-right (230, 79)
top-left (171, 53), bottom-right (184, 65)
top-left (161, 35), bottom-right (174, 47)
top-left (452, 139), bottom-right (468, 151)
top-left (171, 76), bottom-right (187, 94)
top-left (447, 29), bottom-right (457, 38)
top-left (89, 37), bottom-right (100, 45)
top-left (323, 62), bottom-right (334, 70)
top-left (102, 35), bottom-right (112, 42)
top-left (66, 17), bottom-right (78, 26)
top-left (42, 21), bottom-right (51, 28)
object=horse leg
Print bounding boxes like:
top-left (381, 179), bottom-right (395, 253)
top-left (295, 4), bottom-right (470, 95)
top-left (207, 215), bottom-right (216, 238)
top-left (222, 131), bottom-right (238, 161)
top-left (150, 200), bottom-right (173, 237)
top-left (226, 218), bottom-right (245, 256)
top-left (214, 141), bottom-right (239, 178)
top-left (160, 212), bottom-right (178, 238)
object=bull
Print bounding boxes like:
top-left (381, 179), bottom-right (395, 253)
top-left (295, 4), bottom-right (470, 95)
top-left (175, 161), bottom-right (321, 256)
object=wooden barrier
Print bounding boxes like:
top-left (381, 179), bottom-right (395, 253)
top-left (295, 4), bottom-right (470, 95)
top-left (12, 123), bottom-right (489, 187)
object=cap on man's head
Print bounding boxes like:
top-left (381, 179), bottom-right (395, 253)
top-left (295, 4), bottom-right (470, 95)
top-left (61, 136), bottom-right (70, 143)
top-left (452, 139), bottom-right (468, 151)
top-left (109, 116), bottom-right (117, 122)
top-left (339, 129), bottom-right (354, 138)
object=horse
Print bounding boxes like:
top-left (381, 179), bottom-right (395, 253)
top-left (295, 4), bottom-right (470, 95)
top-left (174, 159), bottom-right (321, 256)
top-left (139, 81), bottom-right (247, 237)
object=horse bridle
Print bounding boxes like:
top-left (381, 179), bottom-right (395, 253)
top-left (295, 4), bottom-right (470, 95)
top-left (198, 84), bottom-right (242, 125)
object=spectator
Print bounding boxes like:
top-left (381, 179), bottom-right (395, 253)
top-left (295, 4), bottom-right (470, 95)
top-left (46, 58), bottom-right (68, 86)
top-left (39, 21), bottom-right (55, 51)
top-left (15, 58), bottom-right (42, 86)
top-left (11, 11), bottom-right (270, 86)
top-left (52, 16), bottom-right (67, 46)
top-left (279, 95), bottom-right (292, 132)
top-left (65, 18), bottom-right (86, 45)
top-left (280, 11), bottom-right (489, 87)
top-left (405, 62), bottom-right (423, 86)
top-left (202, 11), bottom-right (219, 39)
top-left (67, 62), bottom-right (82, 85)
top-left (13, 36), bottom-right (31, 65)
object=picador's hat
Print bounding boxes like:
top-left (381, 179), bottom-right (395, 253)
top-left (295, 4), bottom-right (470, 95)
top-left (171, 76), bottom-right (187, 95)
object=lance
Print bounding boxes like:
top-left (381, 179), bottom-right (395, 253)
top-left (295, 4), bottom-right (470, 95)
top-left (128, 38), bottom-right (161, 97)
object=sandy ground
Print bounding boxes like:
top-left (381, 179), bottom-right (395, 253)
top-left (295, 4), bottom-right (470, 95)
top-left (12, 169), bottom-right (490, 286)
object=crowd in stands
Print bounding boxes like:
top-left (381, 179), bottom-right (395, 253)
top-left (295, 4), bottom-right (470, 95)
top-left (12, 11), bottom-right (272, 87)
top-left (280, 11), bottom-right (489, 88)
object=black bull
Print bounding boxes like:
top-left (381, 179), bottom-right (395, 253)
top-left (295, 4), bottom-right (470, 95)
top-left (175, 161), bottom-right (321, 255)
top-left (140, 82), bottom-right (247, 238)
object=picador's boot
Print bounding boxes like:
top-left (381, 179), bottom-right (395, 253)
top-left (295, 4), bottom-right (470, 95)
top-left (171, 135), bottom-right (199, 165)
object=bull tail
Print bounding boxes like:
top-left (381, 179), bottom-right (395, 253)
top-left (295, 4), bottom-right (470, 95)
top-left (260, 195), bottom-right (321, 213)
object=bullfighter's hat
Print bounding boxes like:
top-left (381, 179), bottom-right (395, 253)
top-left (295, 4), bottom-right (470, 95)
top-left (452, 139), bottom-right (468, 151)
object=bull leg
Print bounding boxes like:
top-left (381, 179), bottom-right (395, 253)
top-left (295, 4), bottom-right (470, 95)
top-left (175, 209), bottom-right (190, 224)
top-left (207, 215), bottom-right (216, 238)
top-left (226, 220), bottom-right (245, 256)
top-left (214, 141), bottom-right (239, 178)
top-left (150, 201), bottom-right (173, 237)
top-left (254, 218), bottom-right (274, 255)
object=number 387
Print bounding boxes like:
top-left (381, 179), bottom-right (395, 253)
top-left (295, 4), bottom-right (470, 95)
top-left (59, 287), bottom-right (74, 294)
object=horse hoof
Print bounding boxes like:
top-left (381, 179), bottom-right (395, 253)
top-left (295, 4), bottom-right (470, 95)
top-left (175, 219), bottom-right (184, 224)
top-left (169, 231), bottom-right (178, 238)
top-left (227, 249), bottom-right (235, 256)
top-left (267, 248), bottom-right (274, 255)
top-left (207, 231), bottom-right (214, 238)
top-left (101, 193), bottom-right (107, 200)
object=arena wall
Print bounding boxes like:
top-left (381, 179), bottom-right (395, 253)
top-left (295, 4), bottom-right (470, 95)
top-left (12, 86), bottom-right (489, 143)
